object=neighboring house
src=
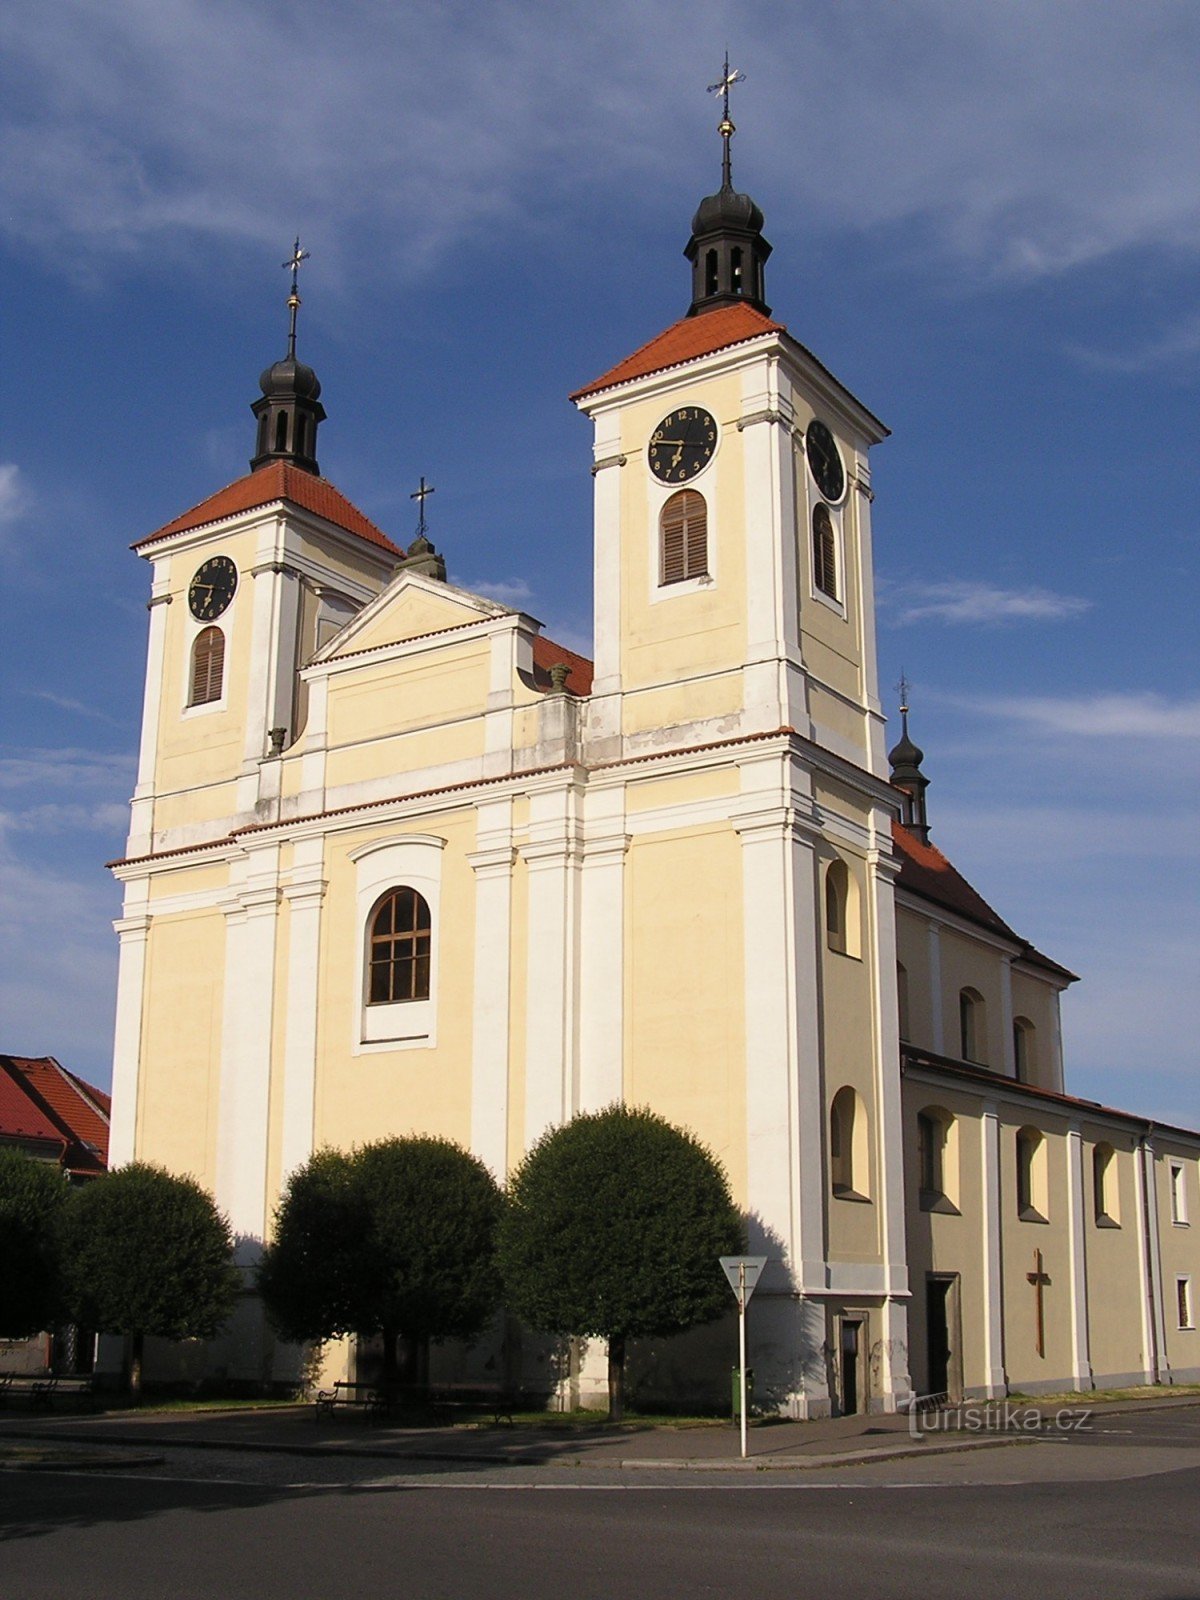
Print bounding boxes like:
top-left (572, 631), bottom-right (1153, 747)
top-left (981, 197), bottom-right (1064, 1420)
top-left (103, 125), bottom-right (1198, 1411)
top-left (0, 1055), bottom-right (110, 1374)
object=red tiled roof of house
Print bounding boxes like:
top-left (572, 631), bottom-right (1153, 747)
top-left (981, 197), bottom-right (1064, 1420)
top-left (134, 461), bottom-right (402, 556)
top-left (531, 635), bottom-right (594, 696)
top-left (0, 1056), bottom-right (110, 1175)
top-left (571, 303), bottom-right (787, 400)
top-left (891, 822), bottom-right (1076, 982)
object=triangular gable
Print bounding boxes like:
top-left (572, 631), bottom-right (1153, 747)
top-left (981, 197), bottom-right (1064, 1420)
top-left (315, 570), bottom-right (516, 663)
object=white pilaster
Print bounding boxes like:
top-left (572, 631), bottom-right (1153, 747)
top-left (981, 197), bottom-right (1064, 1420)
top-left (589, 412), bottom-right (624, 705)
top-left (520, 786), bottom-right (580, 1148)
top-left (578, 788), bottom-right (628, 1115)
top-left (867, 835), bottom-right (912, 1409)
top-left (468, 799), bottom-right (516, 1179)
top-left (927, 922), bottom-right (944, 1054)
top-left (980, 1100), bottom-right (1007, 1397)
top-left (108, 892), bottom-right (152, 1168)
top-left (215, 849), bottom-right (281, 1257)
top-left (1065, 1124), bottom-right (1094, 1389)
top-left (1136, 1138), bottom-right (1172, 1383)
top-left (278, 838), bottom-right (327, 1186)
top-left (128, 578), bottom-right (172, 851)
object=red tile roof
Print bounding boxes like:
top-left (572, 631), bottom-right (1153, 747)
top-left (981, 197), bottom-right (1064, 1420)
top-left (531, 635), bottom-right (594, 696)
top-left (571, 303), bottom-right (786, 400)
top-left (891, 822), bottom-right (1076, 982)
top-left (134, 461), bottom-right (402, 556)
top-left (0, 1056), bottom-right (110, 1176)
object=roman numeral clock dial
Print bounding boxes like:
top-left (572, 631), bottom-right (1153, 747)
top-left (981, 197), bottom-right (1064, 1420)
top-left (648, 407), bottom-right (718, 484)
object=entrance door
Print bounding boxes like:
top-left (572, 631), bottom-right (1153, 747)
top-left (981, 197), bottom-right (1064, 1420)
top-left (926, 1275), bottom-right (962, 1403)
top-left (839, 1319), bottom-right (863, 1415)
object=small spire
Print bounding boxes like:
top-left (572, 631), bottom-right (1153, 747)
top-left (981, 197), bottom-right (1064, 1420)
top-left (398, 475), bottom-right (446, 581)
top-left (282, 236), bottom-right (310, 359)
top-left (888, 676), bottom-right (931, 843)
top-left (708, 51), bottom-right (745, 190)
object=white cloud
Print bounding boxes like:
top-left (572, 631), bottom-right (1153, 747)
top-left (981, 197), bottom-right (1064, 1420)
top-left (1067, 311), bottom-right (1200, 374)
top-left (458, 576), bottom-right (534, 607)
top-left (22, 689), bottom-right (128, 727)
top-left (0, 462), bottom-right (26, 523)
top-left (961, 691), bottom-right (1200, 740)
top-left (882, 579), bottom-right (1091, 626)
top-left (0, 745), bottom-right (135, 794)
top-left (2, 3), bottom-right (1197, 285)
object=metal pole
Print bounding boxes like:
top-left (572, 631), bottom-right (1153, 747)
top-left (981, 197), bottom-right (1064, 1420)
top-left (738, 1262), bottom-right (748, 1460)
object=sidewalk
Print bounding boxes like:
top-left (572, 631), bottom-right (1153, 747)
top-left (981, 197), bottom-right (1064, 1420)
top-left (3, 1391), bottom-right (1197, 1474)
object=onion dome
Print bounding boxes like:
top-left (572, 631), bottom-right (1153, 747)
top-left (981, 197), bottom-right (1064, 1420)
top-left (888, 704), bottom-right (931, 844)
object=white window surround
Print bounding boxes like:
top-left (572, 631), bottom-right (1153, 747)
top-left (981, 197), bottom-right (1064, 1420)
top-left (1169, 1160), bottom-right (1189, 1225)
top-left (181, 604), bottom-right (237, 719)
top-left (1178, 1276), bottom-right (1194, 1331)
top-left (647, 464), bottom-right (719, 605)
top-left (805, 480), bottom-right (847, 620)
top-left (350, 834), bottom-right (446, 1054)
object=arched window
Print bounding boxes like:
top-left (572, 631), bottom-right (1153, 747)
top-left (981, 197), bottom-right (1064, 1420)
top-left (917, 1106), bottom-right (958, 1210)
top-left (659, 489), bottom-right (708, 585)
top-left (825, 859), bottom-right (848, 952)
top-left (959, 988), bottom-right (985, 1064)
top-left (1013, 1017), bottom-right (1035, 1082)
top-left (190, 626), bottom-right (225, 706)
top-left (274, 410), bottom-right (288, 452)
top-left (896, 962), bottom-right (910, 1041)
top-left (705, 249), bottom-right (718, 297)
top-left (831, 1087), bottom-right (869, 1200)
top-left (1093, 1143), bottom-right (1119, 1226)
top-left (367, 888), bottom-right (432, 1004)
top-left (1016, 1126), bottom-right (1047, 1221)
top-left (730, 245), bottom-right (743, 291)
top-left (812, 503), bottom-right (838, 600)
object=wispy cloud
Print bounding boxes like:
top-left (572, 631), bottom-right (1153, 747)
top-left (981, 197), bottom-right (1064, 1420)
top-left (2, 4), bottom-right (1198, 286)
top-left (963, 691), bottom-right (1200, 740)
top-left (22, 689), bottom-right (128, 728)
top-left (459, 576), bottom-right (534, 607)
top-left (0, 462), bottom-right (27, 523)
top-left (0, 745), bottom-right (135, 795)
top-left (1067, 312), bottom-right (1200, 374)
top-left (882, 579), bottom-right (1091, 626)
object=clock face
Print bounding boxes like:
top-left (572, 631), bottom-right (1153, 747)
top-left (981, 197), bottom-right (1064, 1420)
top-left (647, 407), bottom-right (718, 485)
top-left (805, 419), bottom-right (845, 503)
top-left (188, 555), bottom-right (238, 622)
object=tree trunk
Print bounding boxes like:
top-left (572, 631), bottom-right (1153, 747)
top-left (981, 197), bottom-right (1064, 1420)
top-left (607, 1333), bottom-right (626, 1423)
top-left (128, 1331), bottom-right (144, 1403)
top-left (381, 1321), bottom-right (400, 1383)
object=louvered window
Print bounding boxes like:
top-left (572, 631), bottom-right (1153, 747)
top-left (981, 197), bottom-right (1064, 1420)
top-left (368, 888), bottom-right (432, 1004)
top-left (659, 490), bottom-right (708, 585)
top-left (190, 626), bottom-right (225, 706)
top-left (813, 503), bottom-right (838, 600)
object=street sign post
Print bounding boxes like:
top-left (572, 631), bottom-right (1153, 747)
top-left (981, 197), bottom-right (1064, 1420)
top-left (719, 1255), bottom-right (767, 1459)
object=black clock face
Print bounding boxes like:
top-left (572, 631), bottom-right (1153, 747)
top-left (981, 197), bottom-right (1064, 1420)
top-left (805, 420), bottom-right (845, 503)
top-left (647, 407), bottom-right (718, 484)
top-left (188, 555), bottom-right (238, 621)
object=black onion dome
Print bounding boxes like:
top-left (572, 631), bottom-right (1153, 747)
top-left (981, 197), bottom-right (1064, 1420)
top-left (691, 184), bottom-right (765, 237)
top-left (259, 354), bottom-right (322, 401)
top-left (888, 726), bottom-right (925, 773)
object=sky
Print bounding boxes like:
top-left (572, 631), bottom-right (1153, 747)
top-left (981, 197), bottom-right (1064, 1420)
top-left (2, 1), bottom-right (1197, 1125)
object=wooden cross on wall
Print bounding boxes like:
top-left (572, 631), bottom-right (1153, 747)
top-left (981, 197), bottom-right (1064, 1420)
top-left (1027, 1248), bottom-right (1051, 1358)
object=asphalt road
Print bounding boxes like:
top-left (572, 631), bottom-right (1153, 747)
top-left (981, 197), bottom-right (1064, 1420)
top-left (2, 1407), bottom-right (1198, 1600)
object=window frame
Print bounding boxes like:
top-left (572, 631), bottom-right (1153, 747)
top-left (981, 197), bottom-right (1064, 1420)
top-left (657, 488), bottom-right (709, 588)
top-left (1169, 1159), bottom-right (1189, 1225)
top-left (1092, 1142), bottom-right (1120, 1227)
top-left (184, 623), bottom-right (228, 715)
top-left (1178, 1276), bottom-right (1194, 1331)
top-left (959, 988), bottom-right (986, 1065)
top-left (831, 1086), bottom-right (870, 1203)
top-left (366, 887), bottom-right (432, 1007)
top-left (350, 834), bottom-right (445, 1054)
top-left (1016, 1126), bottom-right (1048, 1223)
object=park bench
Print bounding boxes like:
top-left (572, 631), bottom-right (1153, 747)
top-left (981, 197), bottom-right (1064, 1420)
top-left (31, 1375), bottom-right (97, 1410)
top-left (313, 1380), bottom-right (384, 1421)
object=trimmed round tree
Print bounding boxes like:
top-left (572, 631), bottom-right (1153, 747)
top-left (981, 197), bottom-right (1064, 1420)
top-left (498, 1105), bottom-right (745, 1420)
top-left (0, 1148), bottom-right (69, 1339)
top-left (59, 1162), bottom-right (240, 1398)
top-left (259, 1137), bottom-right (504, 1381)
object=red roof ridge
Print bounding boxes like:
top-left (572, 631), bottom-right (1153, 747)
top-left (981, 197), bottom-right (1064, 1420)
top-left (134, 461), bottom-right (402, 556)
top-left (571, 303), bottom-right (787, 401)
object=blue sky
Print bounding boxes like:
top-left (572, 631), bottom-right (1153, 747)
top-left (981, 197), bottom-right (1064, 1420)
top-left (2, 2), bottom-right (1197, 1124)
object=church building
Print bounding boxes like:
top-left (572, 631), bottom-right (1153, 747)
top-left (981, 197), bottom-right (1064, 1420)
top-left (106, 110), bottom-right (1199, 1413)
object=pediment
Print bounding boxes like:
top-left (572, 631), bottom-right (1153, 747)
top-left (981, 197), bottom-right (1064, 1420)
top-left (316, 572), bottom-right (511, 661)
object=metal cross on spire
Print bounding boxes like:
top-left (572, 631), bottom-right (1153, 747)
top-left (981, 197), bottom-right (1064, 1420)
top-left (282, 236), bottom-right (310, 358)
top-left (896, 671), bottom-right (911, 716)
top-left (410, 475), bottom-right (436, 539)
top-left (707, 51), bottom-right (746, 187)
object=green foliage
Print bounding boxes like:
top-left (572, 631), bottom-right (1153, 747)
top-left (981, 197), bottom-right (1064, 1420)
top-left (0, 1149), bottom-right (69, 1338)
top-left (59, 1162), bottom-right (240, 1342)
top-left (498, 1105), bottom-right (745, 1343)
top-left (259, 1137), bottom-right (503, 1347)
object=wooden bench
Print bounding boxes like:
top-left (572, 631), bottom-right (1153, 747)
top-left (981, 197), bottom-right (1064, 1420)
top-left (427, 1386), bottom-right (517, 1427)
top-left (313, 1380), bottom-right (384, 1420)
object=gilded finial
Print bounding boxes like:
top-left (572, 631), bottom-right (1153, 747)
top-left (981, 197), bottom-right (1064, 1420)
top-left (708, 50), bottom-right (746, 188)
top-left (282, 236), bottom-right (310, 358)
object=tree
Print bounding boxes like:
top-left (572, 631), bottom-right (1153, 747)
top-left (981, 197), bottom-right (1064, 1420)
top-left (259, 1137), bottom-right (503, 1381)
top-left (498, 1105), bottom-right (745, 1420)
top-left (0, 1149), bottom-right (69, 1339)
top-left (59, 1162), bottom-right (240, 1398)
